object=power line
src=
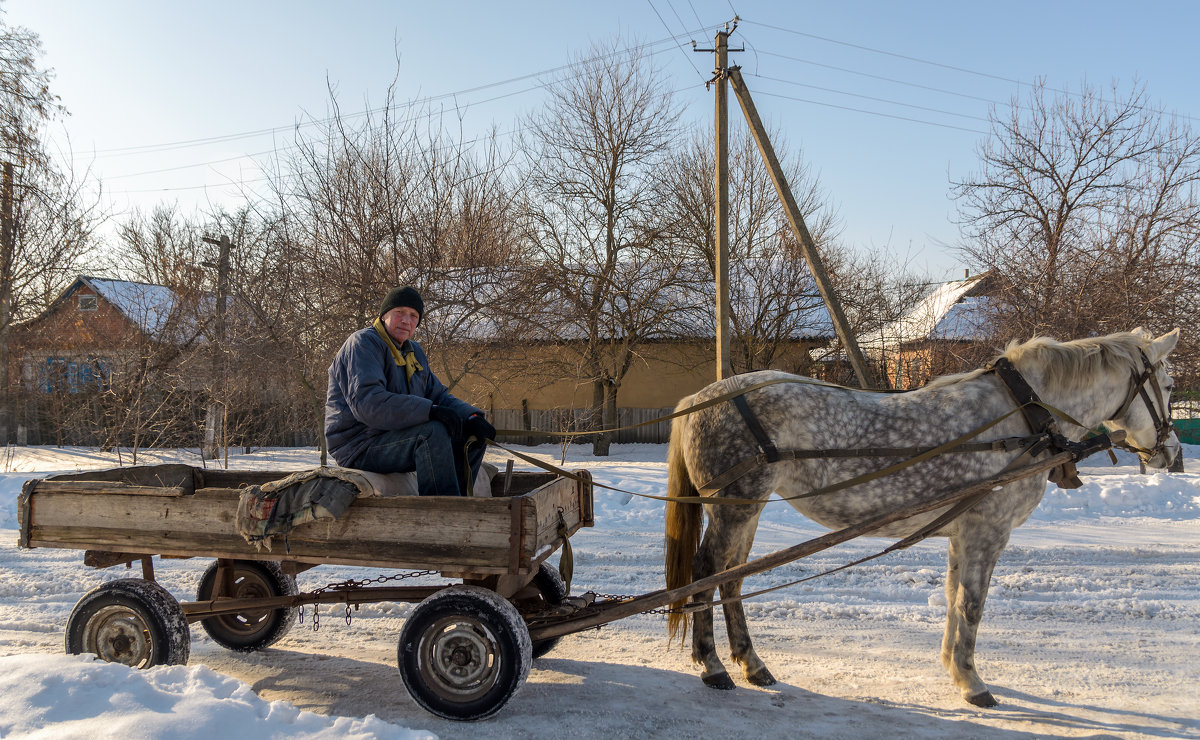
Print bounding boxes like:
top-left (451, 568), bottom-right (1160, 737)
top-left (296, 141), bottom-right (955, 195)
top-left (647, 0), bottom-right (708, 81)
top-left (743, 18), bottom-right (1023, 86)
top-left (74, 31), bottom-right (709, 163)
top-left (754, 49), bottom-right (1005, 108)
top-left (752, 88), bottom-right (988, 135)
top-left (746, 72), bottom-right (990, 123)
top-left (742, 17), bottom-right (1198, 125)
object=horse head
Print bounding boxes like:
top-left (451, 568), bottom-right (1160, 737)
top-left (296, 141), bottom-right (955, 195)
top-left (1104, 328), bottom-right (1181, 469)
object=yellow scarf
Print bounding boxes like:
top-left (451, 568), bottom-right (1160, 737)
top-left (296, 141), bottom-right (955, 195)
top-left (373, 318), bottom-right (423, 381)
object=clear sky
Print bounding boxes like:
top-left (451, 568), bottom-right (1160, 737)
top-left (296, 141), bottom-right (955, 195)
top-left (4, 0), bottom-right (1197, 280)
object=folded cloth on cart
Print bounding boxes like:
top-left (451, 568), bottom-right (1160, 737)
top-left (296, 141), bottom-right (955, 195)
top-left (236, 466), bottom-right (406, 551)
top-left (237, 463), bottom-right (500, 550)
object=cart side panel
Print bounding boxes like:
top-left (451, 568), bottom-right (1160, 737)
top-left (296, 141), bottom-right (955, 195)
top-left (25, 486), bottom-right (525, 573)
top-left (524, 472), bottom-right (593, 564)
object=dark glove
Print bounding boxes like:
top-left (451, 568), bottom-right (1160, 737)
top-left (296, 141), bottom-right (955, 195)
top-left (429, 405), bottom-right (462, 441)
top-left (465, 413), bottom-right (496, 441)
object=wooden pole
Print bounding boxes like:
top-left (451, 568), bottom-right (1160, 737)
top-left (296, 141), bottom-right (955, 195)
top-left (202, 235), bottom-right (233, 459)
top-left (726, 67), bottom-right (877, 389)
top-left (713, 30), bottom-right (732, 381)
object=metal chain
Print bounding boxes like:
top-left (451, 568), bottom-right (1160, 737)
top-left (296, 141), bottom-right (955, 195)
top-left (299, 570), bottom-right (439, 631)
top-left (582, 590), bottom-right (683, 616)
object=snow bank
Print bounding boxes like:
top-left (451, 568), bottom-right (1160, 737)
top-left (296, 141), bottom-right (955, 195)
top-left (0, 654), bottom-right (431, 739)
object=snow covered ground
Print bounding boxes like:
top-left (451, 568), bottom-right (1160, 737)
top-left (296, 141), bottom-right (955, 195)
top-left (0, 442), bottom-right (1197, 739)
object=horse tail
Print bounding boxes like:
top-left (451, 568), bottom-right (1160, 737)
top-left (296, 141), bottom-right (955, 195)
top-left (665, 399), bottom-right (702, 646)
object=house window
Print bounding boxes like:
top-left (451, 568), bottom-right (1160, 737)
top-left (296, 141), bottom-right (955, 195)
top-left (38, 356), bottom-right (111, 394)
top-left (78, 294), bottom-right (98, 311)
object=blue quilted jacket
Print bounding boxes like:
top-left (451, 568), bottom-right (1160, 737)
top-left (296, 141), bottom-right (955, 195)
top-left (324, 327), bottom-right (480, 467)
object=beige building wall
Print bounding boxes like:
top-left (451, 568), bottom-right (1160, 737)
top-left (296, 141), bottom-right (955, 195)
top-left (441, 339), bottom-right (823, 412)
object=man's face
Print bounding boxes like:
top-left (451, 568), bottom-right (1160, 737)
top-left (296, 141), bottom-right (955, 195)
top-left (382, 306), bottom-right (419, 344)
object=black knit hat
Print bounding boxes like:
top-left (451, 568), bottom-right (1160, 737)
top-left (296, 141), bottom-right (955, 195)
top-left (379, 286), bottom-right (424, 324)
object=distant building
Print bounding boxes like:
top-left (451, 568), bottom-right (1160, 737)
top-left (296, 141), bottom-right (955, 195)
top-left (10, 276), bottom-right (204, 395)
top-left (862, 271), bottom-right (999, 389)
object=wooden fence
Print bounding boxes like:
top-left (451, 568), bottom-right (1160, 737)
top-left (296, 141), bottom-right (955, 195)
top-left (491, 407), bottom-right (675, 445)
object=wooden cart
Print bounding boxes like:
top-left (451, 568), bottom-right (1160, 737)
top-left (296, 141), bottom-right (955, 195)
top-left (17, 463), bottom-right (593, 721)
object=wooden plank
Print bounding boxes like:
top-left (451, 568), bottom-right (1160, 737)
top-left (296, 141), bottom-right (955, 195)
top-left (29, 525), bottom-right (514, 572)
top-left (32, 482), bottom-right (187, 497)
top-left (30, 491), bottom-right (517, 551)
top-left (508, 496), bottom-right (525, 574)
top-left (84, 550), bottom-right (141, 568)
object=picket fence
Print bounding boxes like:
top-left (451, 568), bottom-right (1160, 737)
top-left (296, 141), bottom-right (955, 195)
top-left (490, 407), bottom-right (675, 445)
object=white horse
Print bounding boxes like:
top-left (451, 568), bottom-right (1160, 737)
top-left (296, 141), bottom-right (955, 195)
top-left (665, 329), bottom-right (1180, 707)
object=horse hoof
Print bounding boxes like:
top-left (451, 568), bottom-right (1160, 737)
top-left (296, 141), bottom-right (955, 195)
top-left (966, 691), bottom-right (999, 708)
top-left (746, 666), bottom-right (777, 687)
top-left (703, 673), bottom-right (736, 690)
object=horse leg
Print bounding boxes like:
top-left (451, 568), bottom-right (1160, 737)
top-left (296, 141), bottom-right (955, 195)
top-left (940, 537), bottom-right (962, 675)
top-left (943, 531), bottom-right (1008, 707)
top-left (691, 515), bottom-right (736, 689)
top-left (719, 515), bottom-right (776, 687)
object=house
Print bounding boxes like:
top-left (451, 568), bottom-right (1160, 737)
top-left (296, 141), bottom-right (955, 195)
top-left (863, 271), bottom-right (998, 389)
top-left (9, 276), bottom-right (204, 395)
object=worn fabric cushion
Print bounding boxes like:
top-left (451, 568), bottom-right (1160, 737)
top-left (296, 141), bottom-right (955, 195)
top-left (236, 463), bottom-right (500, 551)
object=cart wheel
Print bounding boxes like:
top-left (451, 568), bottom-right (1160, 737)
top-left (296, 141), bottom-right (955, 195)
top-left (196, 560), bottom-right (298, 652)
top-left (514, 562), bottom-right (568, 659)
top-left (398, 585), bottom-right (533, 721)
top-left (66, 578), bottom-right (190, 668)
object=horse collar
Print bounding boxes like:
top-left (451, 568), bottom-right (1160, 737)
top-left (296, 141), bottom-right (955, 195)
top-left (987, 357), bottom-right (1082, 488)
top-left (987, 357), bottom-right (1060, 438)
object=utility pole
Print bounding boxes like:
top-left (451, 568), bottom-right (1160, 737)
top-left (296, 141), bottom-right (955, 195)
top-left (726, 67), bottom-right (877, 389)
top-left (696, 21), bottom-right (742, 381)
top-left (201, 234), bottom-right (232, 460)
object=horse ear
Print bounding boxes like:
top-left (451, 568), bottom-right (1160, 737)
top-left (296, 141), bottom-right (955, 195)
top-left (1147, 328), bottom-right (1181, 363)
top-left (1131, 326), bottom-right (1152, 340)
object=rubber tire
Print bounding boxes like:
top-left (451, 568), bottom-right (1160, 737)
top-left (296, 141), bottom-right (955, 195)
top-left (196, 560), bottom-right (298, 652)
top-left (66, 578), bottom-right (190, 668)
top-left (398, 585), bottom-right (533, 721)
top-left (522, 563), bottom-right (568, 659)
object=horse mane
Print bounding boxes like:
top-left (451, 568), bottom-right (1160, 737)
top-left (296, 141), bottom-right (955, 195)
top-left (1001, 331), bottom-right (1146, 391)
top-left (922, 330), bottom-right (1147, 392)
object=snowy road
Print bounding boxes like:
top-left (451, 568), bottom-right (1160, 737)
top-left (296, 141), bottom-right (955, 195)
top-left (1, 444), bottom-right (1198, 738)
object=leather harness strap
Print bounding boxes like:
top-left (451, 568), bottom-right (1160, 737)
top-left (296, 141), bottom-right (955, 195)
top-left (987, 356), bottom-right (1084, 489)
top-left (732, 394), bottom-right (780, 463)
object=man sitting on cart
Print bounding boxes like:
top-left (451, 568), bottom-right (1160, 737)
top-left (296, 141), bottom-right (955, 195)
top-left (325, 286), bottom-right (496, 495)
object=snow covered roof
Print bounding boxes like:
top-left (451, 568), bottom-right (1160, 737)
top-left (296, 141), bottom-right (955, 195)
top-left (33, 276), bottom-right (219, 344)
top-left (863, 272), bottom-right (994, 351)
top-left (85, 277), bottom-right (183, 338)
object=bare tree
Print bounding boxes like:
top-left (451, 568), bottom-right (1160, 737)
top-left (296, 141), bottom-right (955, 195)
top-left (520, 37), bottom-right (684, 455)
top-left (654, 125), bottom-right (844, 375)
top-left (1, 16), bottom-right (102, 441)
top-left (953, 79), bottom-right (1200, 386)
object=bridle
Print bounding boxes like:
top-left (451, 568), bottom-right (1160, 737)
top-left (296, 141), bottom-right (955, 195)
top-left (1111, 349), bottom-right (1175, 463)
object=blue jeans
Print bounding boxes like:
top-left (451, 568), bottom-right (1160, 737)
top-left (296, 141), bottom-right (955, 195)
top-left (353, 421), bottom-right (484, 496)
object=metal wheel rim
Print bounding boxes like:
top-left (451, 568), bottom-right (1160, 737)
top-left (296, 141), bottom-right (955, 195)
top-left (211, 568), bottom-right (275, 636)
top-left (417, 615), bottom-right (501, 702)
top-left (84, 604), bottom-right (154, 668)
